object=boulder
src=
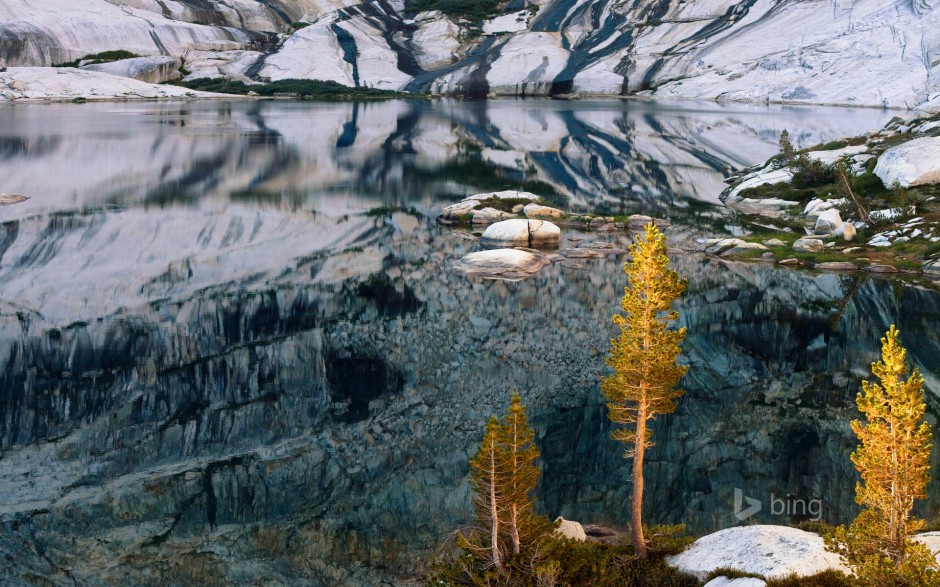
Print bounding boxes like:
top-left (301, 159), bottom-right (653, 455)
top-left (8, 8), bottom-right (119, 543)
top-left (814, 209), bottom-right (843, 235)
top-left (778, 258), bottom-right (800, 266)
top-left (666, 525), bottom-right (848, 580)
top-left (763, 238), bottom-right (785, 247)
top-left (453, 249), bottom-right (551, 279)
top-left (554, 517), bottom-right (587, 542)
top-left (439, 199), bottom-right (479, 221)
top-left (82, 56), bottom-right (182, 84)
top-left (815, 262), bottom-right (858, 272)
top-left (839, 223), bottom-right (856, 241)
top-left (471, 207), bottom-right (512, 225)
top-left (793, 238), bottom-right (825, 253)
top-left (627, 214), bottom-right (654, 228)
top-left (529, 220), bottom-right (561, 244)
top-left (865, 264), bottom-right (899, 274)
top-left (480, 219), bottom-right (560, 247)
top-left (874, 137), bottom-right (940, 187)
top-left (523, 204), bottom-right (565, 218)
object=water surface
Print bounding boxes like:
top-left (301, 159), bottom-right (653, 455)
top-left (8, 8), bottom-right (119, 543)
top-left (2, 99), bottom-right (937, 586)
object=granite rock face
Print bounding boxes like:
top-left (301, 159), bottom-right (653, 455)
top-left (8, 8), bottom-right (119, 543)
top-left (0, 0), bottom-right (938, 107)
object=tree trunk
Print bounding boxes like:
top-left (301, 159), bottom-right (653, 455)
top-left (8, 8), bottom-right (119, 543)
top-left (490, 440), bottom-right (502, 568)
top-left (632, 404), bottom-right (648, 559)
top-left (510, 505), bottom-right (520, 556)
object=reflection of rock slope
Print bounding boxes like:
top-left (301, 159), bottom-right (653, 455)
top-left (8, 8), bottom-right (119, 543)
top-left (1, 0), bottom-right (937, 108)
top-left (0, 100), bottom-right (888, 222)
top-left (2, 195), bottom-right (940, 585)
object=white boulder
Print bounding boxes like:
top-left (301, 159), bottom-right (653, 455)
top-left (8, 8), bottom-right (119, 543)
top-left (667, 525), bottom-right (848, 580)
top-left (814, 209), bottom-right (843, 235)
top-left (874, 137), bottom-right (940, 188)
top-left (481, 219), bottom-right (560, 247)
top-left (553, 517), bottom-right (587, 542)
top-left (471, 207), bottom-right (512, 225)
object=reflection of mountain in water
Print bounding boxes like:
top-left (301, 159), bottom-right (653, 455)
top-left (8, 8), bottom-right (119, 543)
top-left (0, 101), bottom-right (922, 586)
top-left (0, 99), bottom-right (889, 219)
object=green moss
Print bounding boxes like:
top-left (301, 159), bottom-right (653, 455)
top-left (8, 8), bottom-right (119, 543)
top-left (406, 0), bottom-right (501, 21)
top-left (54, 50), bottom-right (140, 67)
top-left (364, 206), bottom-right (424, 218)
top-left (764, 570), bottom-right (856, 587)
top-left (473, 196), bottom-right (538, 213)
top-left (167, 78), bottom-right (421, 100)
top-left (705, 567), bottom-right (766, 581)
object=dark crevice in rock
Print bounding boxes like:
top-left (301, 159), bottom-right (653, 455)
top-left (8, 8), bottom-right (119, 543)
top-left (325, 349), bottom-right (402, 422)
top-left (332, 23), bottom-right (361, 87)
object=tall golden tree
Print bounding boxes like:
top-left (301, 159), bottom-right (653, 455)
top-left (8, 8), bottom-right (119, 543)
top-left (601, 223), bottom-right (687, 559)
top-left (469, 416), bottom-right (505, 569)
top-left (496, 392), bottom-right (541, 556)
top-left (828, 326), bottom-right (936, 585)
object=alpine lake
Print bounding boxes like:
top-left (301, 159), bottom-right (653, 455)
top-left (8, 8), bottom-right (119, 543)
top-left (1, 98), bottom-right (939, 586)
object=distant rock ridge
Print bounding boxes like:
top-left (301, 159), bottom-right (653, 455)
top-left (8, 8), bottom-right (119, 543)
top-left (1, 0), bottom-right (938, 108)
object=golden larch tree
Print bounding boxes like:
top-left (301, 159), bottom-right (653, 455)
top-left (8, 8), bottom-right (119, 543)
top-left (828, 325), bottom-right (937, 586)
top-left (601, 222), bottom-right (687, 559)
top-left (496, 392), bottom-right (541, 556)
top-left (469, 415), bottom-right (505, 569)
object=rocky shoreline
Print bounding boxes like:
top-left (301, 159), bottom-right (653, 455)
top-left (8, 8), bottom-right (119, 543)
top-left (696, 112), bottom-right (940, 282)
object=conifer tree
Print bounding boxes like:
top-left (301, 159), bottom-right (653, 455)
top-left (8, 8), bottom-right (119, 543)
top-left (827, 325), bottom-right (937, 585)
top-left (469, 416), bottom-right (504, 569)
top-left (496, 392), bottom-right (541, 556)
top-left (465, 395), bottom-right (543, 570)
top-left (601, 223), bottom-right (687, 559)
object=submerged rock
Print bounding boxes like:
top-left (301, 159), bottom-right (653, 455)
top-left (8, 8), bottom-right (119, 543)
top-left (453, 248), bottom-right (551, 279)
top-left (874, 137), bottom-right (940, 188)
top-left (815, 262), bottom-right (858, 272)
top-left (666, 525), bottom-right (848, 580)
